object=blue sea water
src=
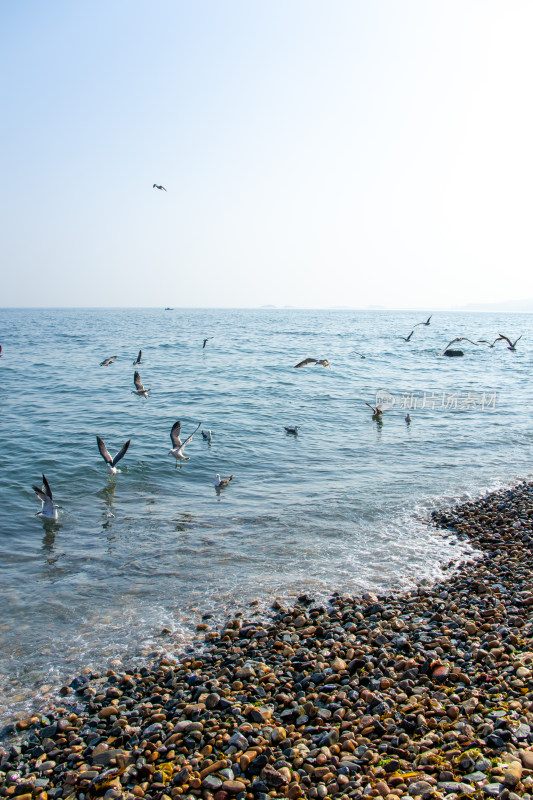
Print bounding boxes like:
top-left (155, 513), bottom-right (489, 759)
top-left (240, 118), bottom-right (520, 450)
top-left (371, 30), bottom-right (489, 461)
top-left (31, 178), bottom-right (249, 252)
top-left (0, 307), bottom-right (531, 725)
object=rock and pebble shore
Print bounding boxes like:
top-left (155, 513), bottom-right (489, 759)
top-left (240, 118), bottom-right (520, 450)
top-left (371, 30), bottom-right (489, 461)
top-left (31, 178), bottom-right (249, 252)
top-left (2, 480), bottom-right (533, 800)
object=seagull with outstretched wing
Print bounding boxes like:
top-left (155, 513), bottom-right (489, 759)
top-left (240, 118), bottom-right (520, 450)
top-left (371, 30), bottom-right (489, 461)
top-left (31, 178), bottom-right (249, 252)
top-left (496, 334), bottom-right (522, 351)
top-left (153, 184), bottom-right (167, 191)
top-left (32, 474), bottom-right (62, 520)
top-left (442, 337), bottom-right (479, 354)
top-left (294, 358), bottom-right (318, 368)
top-left (97, 436), bottom-right (131, 477)
top-left (100, 355), bottom-right (117, 366)
top-left (133, 349), bottom-right (142, 365)
top-left (132, 370), bottom-right (150, 397)
top-left (169, 421), bottom-right (201, 468)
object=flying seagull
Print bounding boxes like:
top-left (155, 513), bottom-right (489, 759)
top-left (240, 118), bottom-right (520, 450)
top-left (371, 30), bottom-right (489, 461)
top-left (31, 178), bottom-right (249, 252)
top-left (215, 474), bottom-right (233, 488)
top-left (133, 349), bottom-right (142, 365)
top-left (169, 421), bottom-right (201, 468)
top-left (496, 334), bottom-right (522, 351)
top-left (294, 358), bottom-right (318, 368)
top-left (442, 338), bottom-right (479, 354)
top-left (33, 474), bottom-right (62, 520)
top-left (132, 371), bottom-right (150, 397)
top-left (202, 429), bottom-right (213, 442)
top-left (203, 337), bottom-right (213, 349)
top-left (365, 402), bottom-right (383, 420)
top-left (398, 331), bottom-right (414, 342)
top-left (100, 355), bottom-right (118, 366)
top-left (315, 359), bottom-right (330, 367)
top-left (351, 351), bottom-right (366, 359)
top-left (414, 315), bottom-right (432, 327)
top-left (284, 426), bottom-right (300, 435)
top-left (153, 184), bottom-right (167, 191)
top-left (97, 436), bottom-right (131, 477)
top-left (477, 338), bottom-right (501, 348)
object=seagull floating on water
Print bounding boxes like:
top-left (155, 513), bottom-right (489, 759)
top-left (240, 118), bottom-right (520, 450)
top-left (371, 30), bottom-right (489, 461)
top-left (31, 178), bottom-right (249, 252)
top-left (100, 355), bottom-right (117, 366)
top-left (132, 371), bottom-right (151, 397)
top-left (97, 436), bottom-right (131, 477)
top-left (32, 474), bottom-right (62, 520)
top-left (405, 413), bottom-right (412, 424)
top-left (133, 349), bottom-right (142, 365)
top-left (215, 474), bottom-right (233, 488)
top-left (284, 426), bottom-right (300, 435)
top-left (203, 337), bottom-right (213, 349)
top-left (496, 334), bottom-right (522, 351)
top-left (202, 429), bottom-right (213, 442)
top-left (169, 421), bottom-right (201, 468)
top-left (153, 184), bottom-right (167, 191)
top-left (414, 315), bottom-right (432, 327)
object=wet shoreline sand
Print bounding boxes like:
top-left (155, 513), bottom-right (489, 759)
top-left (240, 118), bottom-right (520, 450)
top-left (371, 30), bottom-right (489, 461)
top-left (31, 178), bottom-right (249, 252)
top-left (1, 481), bottom-right (533, 800)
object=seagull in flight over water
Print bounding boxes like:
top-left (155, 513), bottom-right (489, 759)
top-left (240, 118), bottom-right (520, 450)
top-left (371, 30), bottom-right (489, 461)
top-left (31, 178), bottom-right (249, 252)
top-left (398, 331), bottom-right (414, 342)
top-left (496, 334), bottom-right (522, 351)
top-left (442, 337), bottom-right (479, 354)
top-left (33, 474), bottom-right (62, 520)
top-left (169, 421), bottom-right (201, 468)
top-left (132, 371), bottom-right (150, 397)
top-left (133, 349), bottom-right (142, 365)
top-left (203, 337), bottom-right (213, 349)
top-left (202, 429), bottom-right (213, 442)
top-left (97, 436), bottom-right (131, 477)
top-left (153, 184), bottom-right (167, 191)
top-left (414, 315), bottom-right (432, 327)
top-left (100, 355), bottom-right (117, 366)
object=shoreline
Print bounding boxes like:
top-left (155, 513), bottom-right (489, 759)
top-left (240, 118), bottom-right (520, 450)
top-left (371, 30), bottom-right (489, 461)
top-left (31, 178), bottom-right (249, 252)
top-left (1, 481), bottom-right (533, 800)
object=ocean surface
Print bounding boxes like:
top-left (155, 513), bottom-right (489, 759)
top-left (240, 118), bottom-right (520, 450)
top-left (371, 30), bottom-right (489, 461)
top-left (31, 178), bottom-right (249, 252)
top-left (0, 307), bottom-right (531, 727)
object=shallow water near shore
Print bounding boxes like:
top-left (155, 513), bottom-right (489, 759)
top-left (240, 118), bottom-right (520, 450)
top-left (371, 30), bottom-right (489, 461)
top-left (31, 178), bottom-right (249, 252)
top-left (0, 307), bottom-right (532, 726)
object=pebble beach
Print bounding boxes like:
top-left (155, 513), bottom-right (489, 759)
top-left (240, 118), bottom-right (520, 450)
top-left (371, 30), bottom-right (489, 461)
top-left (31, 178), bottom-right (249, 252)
top-left (2, 481), bottom-right (533, 800)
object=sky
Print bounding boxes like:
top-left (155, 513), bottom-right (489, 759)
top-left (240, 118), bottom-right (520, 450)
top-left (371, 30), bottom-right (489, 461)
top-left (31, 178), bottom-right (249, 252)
top-left (2, 0), bottom-right (533, 309)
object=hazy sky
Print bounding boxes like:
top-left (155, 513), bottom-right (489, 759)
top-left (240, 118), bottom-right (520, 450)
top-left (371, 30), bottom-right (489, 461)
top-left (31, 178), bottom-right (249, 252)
top-left (2, 1), bottom-right (533, 309)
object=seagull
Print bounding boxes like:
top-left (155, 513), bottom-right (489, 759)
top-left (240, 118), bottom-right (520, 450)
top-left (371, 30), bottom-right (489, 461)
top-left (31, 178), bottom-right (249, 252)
top-left (100, 356), bottom-right (118, 366)
top-left (414, 315), bottom-right (432, 327)
top-left (477, 338), bottom-right (501, 348)
top-left (351, 351), bottom-right (366, 359)
top-left (202, 430), bottom-right (213, 442)
top-left (203, 337), bottom-right (213, 349)
top-left (153, 184), bottom-right (167, 191)
top-left (405, 413), bottom-right (412, 424)
top-left (365, 402), bottom-right (383, 420)
top-left (442, 338), bottom-right (479, 354)
top-left (496, 334), bottom-right (522, 351)
top-left (284, 426), bottom-right (299, 435)
top-left (398, 331), bottom-right (414, 342)
top-left (169, 421), bottom-right (201, 468)
top-left (32, 474), bottom-right (62, 520)
top-left (215, 474), bottom-right (233, 488)
top-left (132, 371), bottom-right (150, 397)
top-left (315, 359), bottom-right (330, 367)
top-left (97, 436), bottom-right (131, 477)
top-left (133, 349), bottom-right (142, 365)
top-left (294, 358), bottom-right (318, 368)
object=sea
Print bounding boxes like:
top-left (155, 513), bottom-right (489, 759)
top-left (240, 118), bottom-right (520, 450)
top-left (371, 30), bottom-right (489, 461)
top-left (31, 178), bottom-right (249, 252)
top-left (0, 307), bottom-right (531, 727)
